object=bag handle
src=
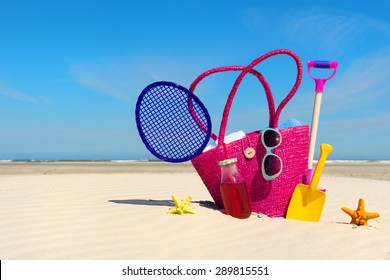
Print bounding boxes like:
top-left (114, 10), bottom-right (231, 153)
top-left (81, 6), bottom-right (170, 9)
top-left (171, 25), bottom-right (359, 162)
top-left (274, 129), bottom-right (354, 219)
top-left (190, 49), bottom-right (302, 145)
top-left (218, 49), bottom-right (302, 144)
top-left (189, 66), bottom-right (275, 141)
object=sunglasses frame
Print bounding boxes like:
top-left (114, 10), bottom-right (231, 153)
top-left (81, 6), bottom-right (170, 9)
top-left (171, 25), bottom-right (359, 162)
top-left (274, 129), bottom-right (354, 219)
top-left (261, 128), bottom-right (283, 180)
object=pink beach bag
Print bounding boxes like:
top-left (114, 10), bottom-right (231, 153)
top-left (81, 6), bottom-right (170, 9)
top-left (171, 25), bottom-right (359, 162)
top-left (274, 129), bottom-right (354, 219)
top-left (190, 49), bottom-right (309, 217)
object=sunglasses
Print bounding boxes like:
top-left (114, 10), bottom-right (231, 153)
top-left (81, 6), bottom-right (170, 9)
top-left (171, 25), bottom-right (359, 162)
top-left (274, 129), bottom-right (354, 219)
top-left (261, 128), bottom-right (282, 180)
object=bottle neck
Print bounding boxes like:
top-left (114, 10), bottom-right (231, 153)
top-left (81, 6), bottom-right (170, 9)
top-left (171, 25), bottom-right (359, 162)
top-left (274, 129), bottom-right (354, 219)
top-left (220, 163), bottom-right (242, 184)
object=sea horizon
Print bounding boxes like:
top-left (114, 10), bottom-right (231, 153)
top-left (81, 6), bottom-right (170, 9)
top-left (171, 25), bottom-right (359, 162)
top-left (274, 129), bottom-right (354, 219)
top-left (1, 159), bottom-right (390, 163)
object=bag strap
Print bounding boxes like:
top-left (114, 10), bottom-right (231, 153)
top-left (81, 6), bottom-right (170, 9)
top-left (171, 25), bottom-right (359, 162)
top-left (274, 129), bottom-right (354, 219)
top-left (189, 66), bottom-right (274, 140)
top-left (190, 49), bottom-right (302, 145)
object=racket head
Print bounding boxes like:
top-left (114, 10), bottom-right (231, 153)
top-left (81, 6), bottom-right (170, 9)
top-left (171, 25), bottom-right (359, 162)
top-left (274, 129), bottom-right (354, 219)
top-left (135, 81), bottom-right (212, 162)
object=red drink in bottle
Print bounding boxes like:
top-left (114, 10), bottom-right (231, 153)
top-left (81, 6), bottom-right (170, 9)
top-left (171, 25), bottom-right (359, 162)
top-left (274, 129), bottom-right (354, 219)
top-left (219, 158), bottom-right (252, 219)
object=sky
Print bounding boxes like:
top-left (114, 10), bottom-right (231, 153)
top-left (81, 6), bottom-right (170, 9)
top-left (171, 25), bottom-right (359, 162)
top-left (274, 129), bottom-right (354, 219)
top-left (1, 0), bottom-right (390, 160)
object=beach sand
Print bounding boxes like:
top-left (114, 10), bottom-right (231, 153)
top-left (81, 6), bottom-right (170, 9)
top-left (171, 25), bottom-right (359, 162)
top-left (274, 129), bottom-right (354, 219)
top-left (0, 161), bottom-right (389, 259)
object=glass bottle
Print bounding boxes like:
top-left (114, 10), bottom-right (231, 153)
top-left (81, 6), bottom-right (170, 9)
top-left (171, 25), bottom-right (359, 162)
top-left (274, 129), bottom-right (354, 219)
top-left (219, 158), bottom-right (252, 219)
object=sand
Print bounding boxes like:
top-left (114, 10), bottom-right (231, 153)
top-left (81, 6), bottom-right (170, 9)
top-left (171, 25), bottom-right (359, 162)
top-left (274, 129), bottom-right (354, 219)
top-left (0, 161), bottom-right (389, 260)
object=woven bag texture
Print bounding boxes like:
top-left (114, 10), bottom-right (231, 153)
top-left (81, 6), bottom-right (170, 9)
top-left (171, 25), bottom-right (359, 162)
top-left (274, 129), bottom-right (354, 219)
top-left (191, 126), bottom-right (309, 217)
top-left (189, 49), bottom-right (308, 217)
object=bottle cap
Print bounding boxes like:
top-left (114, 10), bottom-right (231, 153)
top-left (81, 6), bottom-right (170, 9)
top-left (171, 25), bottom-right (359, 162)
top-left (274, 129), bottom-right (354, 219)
top-left (218, 158), bottom-right (237, 166)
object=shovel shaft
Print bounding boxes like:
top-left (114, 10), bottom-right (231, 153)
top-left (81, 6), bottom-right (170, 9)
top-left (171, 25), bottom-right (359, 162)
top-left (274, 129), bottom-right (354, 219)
top-left (308, 91), bottom-right (323, 172)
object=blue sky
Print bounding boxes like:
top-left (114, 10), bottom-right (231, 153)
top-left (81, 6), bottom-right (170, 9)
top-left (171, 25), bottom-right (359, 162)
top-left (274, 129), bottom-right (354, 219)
top-left (1, 0), bottom-right (389, 160)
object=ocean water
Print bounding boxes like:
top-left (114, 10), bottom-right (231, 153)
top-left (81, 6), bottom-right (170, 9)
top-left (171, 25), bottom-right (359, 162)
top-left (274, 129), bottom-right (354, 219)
top-left (0, 159), bottom-right (147, 163)
top-left (1, 159), bottom-right (390, 164)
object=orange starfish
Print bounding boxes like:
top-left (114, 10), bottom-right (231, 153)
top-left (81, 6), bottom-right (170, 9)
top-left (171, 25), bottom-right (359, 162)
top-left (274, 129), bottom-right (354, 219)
top-left (341, 198), bottom-right (380, 226)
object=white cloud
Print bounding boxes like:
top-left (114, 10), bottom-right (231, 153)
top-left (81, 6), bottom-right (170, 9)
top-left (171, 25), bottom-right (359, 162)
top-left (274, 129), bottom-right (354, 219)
top-left (284, 11), bottom-right (362, 55)
top-left (321, 49), bottom-right (390, 114)
top-left (70, 54), bottom-right (218, 103)
top-left (0, 83), bottom-right (38, 103)
top-left (243, 6), bottom-right (390, 57)
top-left (70, 60), bottom-right (136, 102)
top-left (294, 9), bottom-right (390, 56)
top-left (280, 47), bottom-right (390, 123)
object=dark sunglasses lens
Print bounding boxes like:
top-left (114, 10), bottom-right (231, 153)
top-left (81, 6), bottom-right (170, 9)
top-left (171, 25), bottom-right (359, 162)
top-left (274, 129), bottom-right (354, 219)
top-left (263, 129), bottom-right (281, 148)
top-left (264, 155), bottom-right (282, 176)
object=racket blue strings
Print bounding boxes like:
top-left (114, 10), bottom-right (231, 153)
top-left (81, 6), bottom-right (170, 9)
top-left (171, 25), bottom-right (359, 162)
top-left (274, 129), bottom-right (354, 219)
top-left (135, 81), bottom-right (212, 162)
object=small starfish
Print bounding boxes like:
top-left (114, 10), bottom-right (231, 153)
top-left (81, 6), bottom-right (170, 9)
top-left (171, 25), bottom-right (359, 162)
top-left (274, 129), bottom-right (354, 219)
top-left (167, 195), bottom-right (196, 215)
top-left (341, 198), bottom-right (380, 226)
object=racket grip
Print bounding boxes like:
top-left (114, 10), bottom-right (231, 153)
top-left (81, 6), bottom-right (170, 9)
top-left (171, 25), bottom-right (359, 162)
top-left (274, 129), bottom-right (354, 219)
top-left (308, 60), bottom-right (338, 69)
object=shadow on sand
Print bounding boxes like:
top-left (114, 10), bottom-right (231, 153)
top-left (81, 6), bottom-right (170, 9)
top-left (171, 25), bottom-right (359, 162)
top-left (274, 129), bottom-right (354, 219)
top-left (108, 199), bottom-right (218, 210)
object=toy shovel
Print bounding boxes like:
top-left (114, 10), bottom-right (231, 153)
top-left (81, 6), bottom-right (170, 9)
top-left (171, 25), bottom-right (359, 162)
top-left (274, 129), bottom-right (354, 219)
top-left (286, 143), bottom-right (333, 222)
top-left (307, 61), bottom-right (337, 183)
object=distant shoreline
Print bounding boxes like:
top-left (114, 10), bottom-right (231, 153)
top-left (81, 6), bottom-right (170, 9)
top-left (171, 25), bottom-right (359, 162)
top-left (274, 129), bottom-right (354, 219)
top-left (1, 159), bottom-right (390, 163)
top-left (1, 160), bottom-right (389, 180)
top-left (0, 159), bottom-right (156, 163)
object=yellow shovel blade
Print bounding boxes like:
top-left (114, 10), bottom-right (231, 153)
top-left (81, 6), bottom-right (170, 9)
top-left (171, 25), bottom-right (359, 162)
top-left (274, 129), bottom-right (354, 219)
top-left (286, 143), bottom-right (332, 222)
top-left (286, 183), bottom-right (326, 222)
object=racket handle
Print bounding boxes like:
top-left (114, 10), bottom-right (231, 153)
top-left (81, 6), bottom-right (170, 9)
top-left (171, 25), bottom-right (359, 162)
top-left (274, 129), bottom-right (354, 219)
top-left (308, 60), bottom-right (338, 69)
